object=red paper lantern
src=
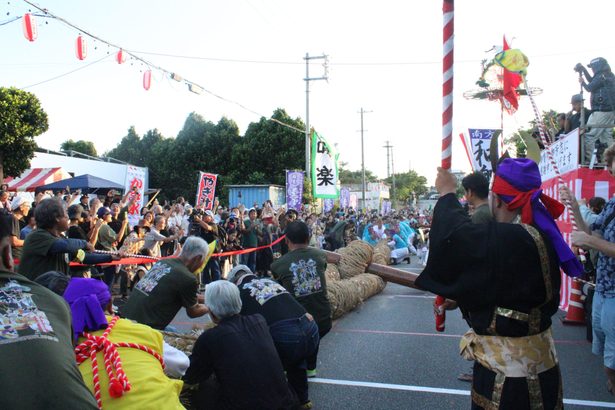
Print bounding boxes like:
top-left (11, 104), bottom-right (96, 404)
top-left (22, 13), bottom-right (37, 42)
top-left (75, 35), bottom-right (87, 60)
top-left (143, 70), bottom-right (152, 90)
top-left (116, 49), bottom-right (126, 64)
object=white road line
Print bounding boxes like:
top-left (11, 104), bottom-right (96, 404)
top-left (382, 294), bottom-right (435, 299)
top-left (309, 378), bottom-right (615, 408)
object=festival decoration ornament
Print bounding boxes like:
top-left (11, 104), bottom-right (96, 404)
top-left (143, 70), bottom-right (152, 90)
top-left (116, 49), bottom-right (126, 64)
top-left (76, 35), bottom-right (87, 60)
top-left (493, 48), bottom-right (529, 75)
top-left (22, 13), bottom-right (37, 42)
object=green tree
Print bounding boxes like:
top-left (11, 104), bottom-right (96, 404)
top-left (106, 126), bottom-right (143, 165)
top-left (61, 139), bottom-right (98, 157)
top-left (385, 170), bottom-right (428, 204)
top-left (237, 108), bottom-right (305, 186)
top-left (504, 109), bottom-right (559, 158)
top-left (338, 162), bottom-right (379, 185)
top-left (0, 87), bottom-right (48, 181)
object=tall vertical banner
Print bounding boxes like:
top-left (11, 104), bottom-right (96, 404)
top-left (124, 166), bottom-right (146, 227)
top-left (285, 170), bottom-right (304, 212)
top-left (340, 187), bottom-right (350, 209)
top-left (323, 198), bottom-right (334, 213)
top-left (195, 172), bottom-right (218, 210)
top-left (468, 129), bottom-right (500, 180)
top-left (349, 194), bottom-right (358, 209)
top-left (311, 130), bottom-right (339, 199)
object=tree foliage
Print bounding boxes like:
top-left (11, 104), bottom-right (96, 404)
top-left (105, 108), bottom-right (306, 203)
top-left (61, 139), bottom-right (98, 157)
top-left (504, 109), bottom-right (560, 158)
top-left (384, 170), bottom-right (428, 204)
top-left (338, 162), bottom-right (379, 185)
top-left (0, 87), bottom-right (48, 181)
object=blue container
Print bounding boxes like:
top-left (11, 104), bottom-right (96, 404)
top-left (227, 185), bottom-right (286, 209)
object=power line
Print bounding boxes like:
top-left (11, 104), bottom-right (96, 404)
top-left (18, 0), bottom-right (305, 134)
top-left (20, 54), bottom-right (111, 89)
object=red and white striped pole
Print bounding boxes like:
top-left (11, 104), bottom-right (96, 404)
top-left (441, 0), bottom-right (454, 170)
top-left (435, 0), bottom-right (454, 332)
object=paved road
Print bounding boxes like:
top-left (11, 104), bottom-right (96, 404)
top-left (170, 260), bottom-right (614, 409)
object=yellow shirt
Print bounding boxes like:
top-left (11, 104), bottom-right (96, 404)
top-left (77, 316), bottom-right (184, 410)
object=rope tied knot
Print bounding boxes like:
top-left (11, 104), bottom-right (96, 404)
top-left (74, 316), bottom-right (165, 409)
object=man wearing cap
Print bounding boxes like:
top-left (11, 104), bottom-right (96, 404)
top-left (576, 57), bottom-right (615, 163)
top-left (193, 209), bottom-right (220, 283)
top-left (417, 159), bottom-right (583, 409)
top-left (9, 196), bottom-right (31, 261)
top-left (566, 94), bottom-right (592, 134)
top-left (96, 206), bottom-right (128, 289)
top-left (240, 208), bottom-right (259, 272)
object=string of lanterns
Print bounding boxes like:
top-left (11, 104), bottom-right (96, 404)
top-left (17, 5), bottom-right (179, 92)
top-left (9, 0), bottom-right (306, 134)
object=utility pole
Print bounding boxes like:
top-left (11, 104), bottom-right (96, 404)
top-left (383, 140), bottom-right (392, 178)
top-left (358, 108), bottom-right (371, 210)
top-left (391, 145), bottom-right (396, 209)
top-left (304, 53), bottom-right (329, 177)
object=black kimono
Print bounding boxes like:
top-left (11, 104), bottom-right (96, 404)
top-left (416, 193), bottom-right (563, 410)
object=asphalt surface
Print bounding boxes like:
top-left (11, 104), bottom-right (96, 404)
top-left (169, 260), bottom-right (615, 409)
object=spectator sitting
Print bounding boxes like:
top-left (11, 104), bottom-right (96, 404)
top-left (183, 280), bottom-right (298, 410)
top-left (18, 198), bottom-right (113, 280)
top-left (228, 265), bottom-right (320, 408)
top-left (0, 214), bottom-right (100, 410)
top-left (20, 208), bottom-right (36, 239)
top-left (121, 236), bottom-right (209, 330)
top-left (64, 278), bottom-right (186, 409)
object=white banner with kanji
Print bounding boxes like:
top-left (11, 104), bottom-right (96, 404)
top-left (311, 130), bottom-right (339, 199)
top-left (538, 129), bottom-right (579, 181)
top-left (468, 129), bottom-right (500, 180)
top-left (124, 166), bottom-right (146, 227)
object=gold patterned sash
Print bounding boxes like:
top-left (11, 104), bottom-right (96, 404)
top-left (459, 328), bottom-right (558, 378)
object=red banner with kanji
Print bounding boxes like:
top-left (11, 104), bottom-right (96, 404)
top-left (195, 172), bottom-right (217, 210)
top-left (124, 166), bottom-right (146, 227)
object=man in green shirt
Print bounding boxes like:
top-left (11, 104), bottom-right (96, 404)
top-left (271, 221), bottom-right (331, 377)
top-left (18, 198), bottom-right (107, 280)
top-left (462, 172), bottom-right (493, 225)
top-left (0, 213), bottom-right (99, 410)
top-left (121, 236), bottom-right (210, 330)
top-left (241, 208), bottom-right (259, 271)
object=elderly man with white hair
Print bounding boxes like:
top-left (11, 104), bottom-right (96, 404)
top-left (121, 236), bottom-right (209, 330)
top-left (227, 265), bottom-right (319, 409)
top-left (183, 280), bottom-right (298, 410)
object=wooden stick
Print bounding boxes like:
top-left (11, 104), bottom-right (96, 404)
top-left (323, 250), bottom-right (420, 289)
top-left (145, 189), bottom-right (161, 208)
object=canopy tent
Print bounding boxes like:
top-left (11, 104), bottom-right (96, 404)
top-left (3, 167), bottom-right (71, 192)
top-left (37, 174), bottom-right (124, 194)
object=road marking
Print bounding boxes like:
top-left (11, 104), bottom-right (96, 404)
top-left (333, 328), bottom-right (590, 345)
top-left (309, 378), bottom-right (615, 408)
top-left (381, 294), bottom-right (435, 299)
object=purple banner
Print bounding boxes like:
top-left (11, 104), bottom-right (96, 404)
top-left (286, 170), bottom-right (304, 212)
top-left (381, 200), bottom-right (392, 215)
top-left (324, 198), bottom-right (334, 213)
top-left (340, 188), bottom-right (350, 209)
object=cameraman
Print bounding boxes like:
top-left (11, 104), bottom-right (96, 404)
top-left (193, 209), bottom-right (221, 283)
top-left (576, 57), bottom-right (615, 163)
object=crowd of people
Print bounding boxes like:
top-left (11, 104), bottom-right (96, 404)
top-left (0, 180), bottom-right (436, 410)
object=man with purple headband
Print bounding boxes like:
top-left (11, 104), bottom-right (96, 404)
top-left (417, 158), bottom-right (583, 410)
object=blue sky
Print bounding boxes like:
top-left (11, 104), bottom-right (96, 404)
top-left (2, 0), bottom-right (614, 182)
